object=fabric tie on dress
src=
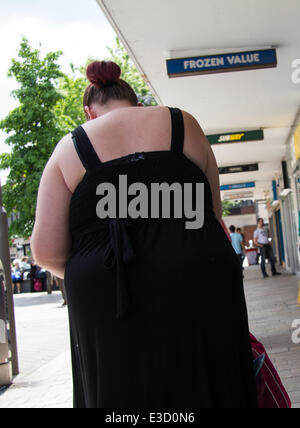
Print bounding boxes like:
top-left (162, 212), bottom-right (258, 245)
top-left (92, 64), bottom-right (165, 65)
top-left (103, 218), bottom-right (136, 320)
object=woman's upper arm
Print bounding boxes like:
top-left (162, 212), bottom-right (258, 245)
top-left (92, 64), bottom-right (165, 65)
top-left (31, 138), bottom-right (73, 265)
top-left (183, 111), bottom-right (222, 223)
top-left (204, 141), bottom-right (223, 222)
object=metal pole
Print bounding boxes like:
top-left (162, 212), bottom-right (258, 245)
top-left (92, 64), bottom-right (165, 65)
top-left (46, 271), bottom-right (52, 295)
top-left (0, 177), bottom-right (19, 377)
top-left (0, 261), bottom-right (12, 386)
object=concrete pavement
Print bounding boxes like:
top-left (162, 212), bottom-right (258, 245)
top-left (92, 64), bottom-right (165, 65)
top-left (0, 292), bottom-right (72, 408)
top-left (0, 265), bottom-right (299, 408)
top-left (244, 266), bottom-right (300, 407)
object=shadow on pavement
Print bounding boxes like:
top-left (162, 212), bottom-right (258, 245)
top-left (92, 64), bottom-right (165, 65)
top-left (13, 292), bottom-right (64, 308)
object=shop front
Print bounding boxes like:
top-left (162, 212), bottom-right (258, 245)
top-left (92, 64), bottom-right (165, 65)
top-left (291, 123), bottom-right (300, 274)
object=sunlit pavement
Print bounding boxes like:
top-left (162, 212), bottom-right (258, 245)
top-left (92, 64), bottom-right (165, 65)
top-left (0, 292), bottom-right (72, 408)
top-left (0, 265), bottom-right (299, 408)
top-left (244, 265), bottom-right (300, 408)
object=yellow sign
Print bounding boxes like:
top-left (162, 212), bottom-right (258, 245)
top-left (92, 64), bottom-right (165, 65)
top-left (294, 124), bottom-right (300, 161)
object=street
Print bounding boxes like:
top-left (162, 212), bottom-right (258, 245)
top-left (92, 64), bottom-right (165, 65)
top-left (0, 265), bottom-right (299, 408)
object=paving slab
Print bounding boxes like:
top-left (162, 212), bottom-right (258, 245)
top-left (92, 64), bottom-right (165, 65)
top-left (0, 265), bottom-right (299, 408)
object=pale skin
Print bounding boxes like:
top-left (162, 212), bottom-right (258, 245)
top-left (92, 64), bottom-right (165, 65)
top-left (30, 100), bottom-right (222, 279)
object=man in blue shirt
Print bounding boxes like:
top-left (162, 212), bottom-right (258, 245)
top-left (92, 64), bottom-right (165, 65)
top-left (229, 225), bottom-right (244, 268)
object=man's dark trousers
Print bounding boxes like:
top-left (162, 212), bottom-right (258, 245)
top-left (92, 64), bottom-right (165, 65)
top-left (260, 244), bottom-right (276, 276)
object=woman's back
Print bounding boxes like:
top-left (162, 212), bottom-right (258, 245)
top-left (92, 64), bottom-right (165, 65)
top-left (31, 61), bottom-right (257, 408)
top-left (55, 106), bottom-right (221, 222)
top-left (62, 107), bottom-right (257, 408)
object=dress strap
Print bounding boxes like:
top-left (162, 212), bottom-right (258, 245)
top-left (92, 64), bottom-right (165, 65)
top-left (168, 107), bottom-right (185, 154)
top-left (71, 125), bottom-right (102, 171)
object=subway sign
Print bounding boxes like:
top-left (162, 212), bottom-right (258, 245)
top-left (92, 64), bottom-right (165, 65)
top-left (167, 49), bottom-right (277, 77)
top-left (220, 182), bottom-right (256, 191)
top-left (207, 130), bottom-right (264, 145)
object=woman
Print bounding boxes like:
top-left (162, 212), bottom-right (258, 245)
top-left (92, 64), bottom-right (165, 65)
top-left (20, 256), bottom-right (31, 271)
top-left (30, 261), bottom-right (38, 293)
top-left (11, 260), bottom-right (23, 294)
top-left (31, 61), bottom-right (257, 408)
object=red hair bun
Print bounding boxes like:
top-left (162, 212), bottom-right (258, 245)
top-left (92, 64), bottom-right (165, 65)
top-left (86, 61), bottom-right (121, 88)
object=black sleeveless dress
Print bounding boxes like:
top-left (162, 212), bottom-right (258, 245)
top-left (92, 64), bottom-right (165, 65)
top-left (64, 108), bottom-right (258, 408)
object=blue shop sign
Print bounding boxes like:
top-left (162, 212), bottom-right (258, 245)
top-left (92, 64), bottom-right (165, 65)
top-left (220, 182), bottom-right (256, 191)
top-left (167, 49), bottom-right (277, 77)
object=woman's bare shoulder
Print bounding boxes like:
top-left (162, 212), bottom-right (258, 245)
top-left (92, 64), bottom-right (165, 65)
top-left (181, 110), bottom-right (206, 136)
top-left (50, 133), bottom-right (86, 193)
top-left (179, 110), bottom-right (211, 169)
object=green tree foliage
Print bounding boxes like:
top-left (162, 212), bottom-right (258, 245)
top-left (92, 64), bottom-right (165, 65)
top-left (54, 63), bottom-right (86, 132)
top-left (0, 37), bottom-right (157, 239)
top-left (0, 37), bottom-right (65, 238)
top-left (222, 200), bottom-right (239, 217)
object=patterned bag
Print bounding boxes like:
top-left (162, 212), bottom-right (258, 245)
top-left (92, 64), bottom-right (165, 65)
top-left (251, 333), bottom-right (291, 408)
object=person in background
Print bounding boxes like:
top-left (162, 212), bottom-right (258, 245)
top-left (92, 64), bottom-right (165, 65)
top-left (53, 276), bottom-right (67, 307)
top-left (237, 227), bottom-right (245, 245)
top-left (229, 225), bottom-right (244, 269)
top-left (20, 256), bottom-right (31, 271)
top-left (30, 260), bottom-right (41, 292)
top-left (253, 218), bottom-right (281, 278)
top-left (20, 256), bottom-right (31, 283)
top-left (11, 260), bottom-right (23, 294)
top-left (237, 227), bottom-right (246, 266)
